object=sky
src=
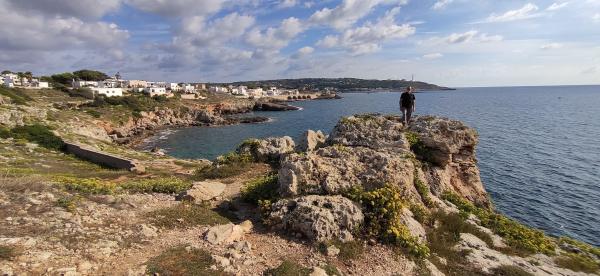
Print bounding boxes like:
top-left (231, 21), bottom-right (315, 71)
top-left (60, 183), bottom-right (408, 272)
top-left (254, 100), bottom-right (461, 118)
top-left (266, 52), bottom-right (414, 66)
top-left (0, 0), bottom-right (599, 87)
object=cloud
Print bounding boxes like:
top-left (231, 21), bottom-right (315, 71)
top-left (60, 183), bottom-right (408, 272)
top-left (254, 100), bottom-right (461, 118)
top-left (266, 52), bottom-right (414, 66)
top-left (309, 0), bottom-right (408, 30)
top-left (5, 0), bottom-right (122, 19)
top-left (594, 13), bottom-right (600, 22)
top-left (423, 30), bottom-right (503, 45)
top-left (176, 13), bottom-right (255, 47)
top-left (423, 53), bottom-right (443, 59)
top-left (278, 0), bottom-right (297, 8)
top-left (126, 0), bottom-right (226, 17)
top-left (316, 8), bottom-right (415, 55)
top-left (246, 17), bottom-right (304, 50)
top-left (292, 46), bottom-right (315, 59)
top-left (487, 3), bottom-right (539, 22)
top-left (432, 0), bottom-right (453, 10)
top-left (540, 43), bottom-right (563, 50)
top-left (546, 2), bottom-right (569, 11)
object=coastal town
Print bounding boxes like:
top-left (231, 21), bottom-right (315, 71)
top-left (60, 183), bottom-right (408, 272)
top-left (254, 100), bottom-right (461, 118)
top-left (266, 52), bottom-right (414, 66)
top-left (1, 70), bottom-right (315, 100)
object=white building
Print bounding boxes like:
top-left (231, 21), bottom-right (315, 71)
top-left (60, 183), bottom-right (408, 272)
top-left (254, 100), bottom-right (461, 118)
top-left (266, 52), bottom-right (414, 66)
top-left (144, 87), bottom-right (167, 97)
top-left (32, 81), bottom-right (49, 88)
top-left (126, 80), bottom-right (147, 88)
top-left (182, 84), bottom-right (195, 93)
top-left (92, 87), bottom-right (123, 97)
top-left (147, 81), bottom-right (167, 88)
top-left (72, 80), bottom-right (99, 88)
top-left (169, 83), bottom-right (182, 92)
top-left (248, 88), bottom-right (265, 98)
top-left (3, 76), bottom-right (14, 88)
top-left (231, 86), bottom-right (248, 96)
top-left (209, 86), bottom-right (229, 93)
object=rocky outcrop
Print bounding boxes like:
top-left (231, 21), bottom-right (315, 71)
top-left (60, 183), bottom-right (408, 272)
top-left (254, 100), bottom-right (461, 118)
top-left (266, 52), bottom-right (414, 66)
top-left (237, 136), bottom-right (295, 163)
top-left (327, 114), bottom-right (410, 153)
top-left (297, 130), bottom-right (326, 152)
top-left (268, 195), bottom-right (364, 242)
top-left (408, 116), bottom-right (488, 207)
top-left (176, 181), bottom-right (226, 203)
top-left (254, 102), bottom-right (301, 111)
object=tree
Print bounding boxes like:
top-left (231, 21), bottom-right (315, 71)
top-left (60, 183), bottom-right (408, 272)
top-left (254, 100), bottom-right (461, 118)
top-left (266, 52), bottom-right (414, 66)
top-left (72, 69), bottom-right (109, 81)
top-left (1, 70), bottom-right (12, 75)
top-left (50, 72), bottom-right (76, 86)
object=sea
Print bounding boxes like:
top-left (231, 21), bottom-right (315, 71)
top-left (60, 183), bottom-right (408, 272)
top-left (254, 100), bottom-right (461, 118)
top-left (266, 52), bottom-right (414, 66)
top-left (144, 86), bottom-right (600, 246)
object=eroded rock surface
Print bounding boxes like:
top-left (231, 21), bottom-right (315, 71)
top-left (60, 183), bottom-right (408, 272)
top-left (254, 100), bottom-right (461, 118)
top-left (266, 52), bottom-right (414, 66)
top-left (268, 195), bottom-right (364, 242)
top-left (298, 129), bottom-right (326, 152)
top-left (237, 136), bottom-right (295, 163)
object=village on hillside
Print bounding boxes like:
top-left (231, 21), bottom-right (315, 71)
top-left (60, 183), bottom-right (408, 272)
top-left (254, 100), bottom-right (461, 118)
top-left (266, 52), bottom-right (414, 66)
top-left (1, 70), bottom-right (313, 100)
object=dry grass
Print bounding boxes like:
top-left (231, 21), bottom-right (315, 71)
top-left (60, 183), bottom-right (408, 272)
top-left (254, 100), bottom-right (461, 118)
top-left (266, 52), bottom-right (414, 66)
top-left (146, 246), bottom-right (231, 275)
top-left (147, 202), bottom-right (231, 229)
top-left (0, 173), bottom-right (48, 193)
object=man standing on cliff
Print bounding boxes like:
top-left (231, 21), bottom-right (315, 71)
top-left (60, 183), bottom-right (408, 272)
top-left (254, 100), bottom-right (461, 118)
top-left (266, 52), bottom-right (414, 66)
top-left (400, 86), bottom-right (416, 125)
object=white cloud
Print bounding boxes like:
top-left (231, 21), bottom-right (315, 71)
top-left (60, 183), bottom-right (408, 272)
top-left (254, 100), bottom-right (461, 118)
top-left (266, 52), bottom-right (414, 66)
top-left (487, 3), bottom-right (539, 22)
top-left (292, 46), bottom-right (315, 59)
top-left (423, 30), bottom-right (503, 45)
top-left (246, 17), bottom-right (304, 50)
top-left (594, 13), bottom-right (600, 22)
top-left (309, 0), bottom-right (408, 30)
top-left (540, 43), bottom-right (563, 50)
top-left (126, 0), bottom-right (226, 17)
top-left (423, 53), bottom-right (443, 59)
top-left (546, 2), bottom-right (569, 11)
top-left (316, 8), bottom-right (415, 55)
top-left (5, 0), bottom-right (122, 19)
top-left (432, 0), bottom-right (453, 10)
top-left (445, 30), bottom-right (478, 44)
top-left (479, 34), bottom-right (504, 42)
top-left (278, 0), bottom-right (297, 8)
top-left (176, 13), bottom-right (255, 47)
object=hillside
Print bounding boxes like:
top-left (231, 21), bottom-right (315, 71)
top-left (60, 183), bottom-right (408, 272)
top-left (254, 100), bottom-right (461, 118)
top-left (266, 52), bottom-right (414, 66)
top-left (223, 78), bottom-right (452, 92)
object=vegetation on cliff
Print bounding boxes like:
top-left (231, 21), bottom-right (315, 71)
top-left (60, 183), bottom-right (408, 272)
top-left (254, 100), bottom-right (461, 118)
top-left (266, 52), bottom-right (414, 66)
top-left (226, 78), bottom-right (450, 91)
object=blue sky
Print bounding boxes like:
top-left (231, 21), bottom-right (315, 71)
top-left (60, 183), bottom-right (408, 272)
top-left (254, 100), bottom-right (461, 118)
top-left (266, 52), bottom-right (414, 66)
top-left (1, 0), bottom-right (599, 87)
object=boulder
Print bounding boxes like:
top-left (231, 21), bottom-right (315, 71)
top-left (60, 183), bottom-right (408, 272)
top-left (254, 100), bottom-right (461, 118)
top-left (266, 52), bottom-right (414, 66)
top-left (278, 146), bottom-right (415, 197)
top-left (237, 136), bottom-right (295, 163)
top-left (255, 102), bottom-right (301, 111)
top-left (205, 223), bottom-right (247, 245)
top-left (298, 130), bottom-right (326, 152)
top-left (399, 208), bottom-right (427, 242)
top-left (310, 267), bottom-right (329, 276)
top-left (407, 115), bottom-right (478, 166)
top-left (177, 181), bottom-right (226, 203)
top-left (327, 114), bottom-right (410, 153)
top-left (268, 195), bottom-right (364, 242)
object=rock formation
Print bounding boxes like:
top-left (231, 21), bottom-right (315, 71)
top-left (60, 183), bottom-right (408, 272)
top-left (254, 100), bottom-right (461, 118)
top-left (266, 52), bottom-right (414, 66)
top-left (237, 136), bottom-right (295, 163)
top-left (297, 129), bottom-right (326, 152)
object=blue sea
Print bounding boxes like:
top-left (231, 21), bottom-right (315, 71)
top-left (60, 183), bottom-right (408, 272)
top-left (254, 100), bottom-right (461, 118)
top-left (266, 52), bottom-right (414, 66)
top-left (147, 86), bottom-right (600, 246)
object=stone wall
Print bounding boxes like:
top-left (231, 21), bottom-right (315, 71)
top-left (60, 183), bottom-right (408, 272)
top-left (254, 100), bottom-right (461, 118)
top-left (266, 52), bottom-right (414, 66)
top-left (64, 142), bottom-right (144, 172)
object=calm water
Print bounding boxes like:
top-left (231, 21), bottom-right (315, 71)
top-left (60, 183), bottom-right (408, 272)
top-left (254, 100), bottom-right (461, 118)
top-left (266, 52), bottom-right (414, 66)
top-left (149, 86), bottom-right (600, 246)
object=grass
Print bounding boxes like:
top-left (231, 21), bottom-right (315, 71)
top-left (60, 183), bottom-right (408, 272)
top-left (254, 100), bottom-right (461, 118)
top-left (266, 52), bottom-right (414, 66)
top-left (53, 176), bottom-right (192, 195)
top-left (146, 246), bottom-right (230, 276)
top-left (265, 260), bottom-right (311, 276)
top-left (413, 166), bottom-right (433, 207)
top-left (443, 192), bottom-right (555, 255)
top-left (0, 87), bottom-right (32, 105)
top-left (318, 239), bottom-right (365, 261)
top-left (0, 246), bottom-right (17, 260)
top-left (426, 212), bottom-right (494, 276)
top-left (148, 202), bottom-right (231, 229)
top-left (405, 131), bottom-right (435, 164)
top-left (57, 195), bottom-right (81, 212)
top-left (489, 265), bottom-right (533, 276)
top-left (195, 152), bottom-right (254, 180)
top-left (53, 176), bottom-right (117, 195)
top-left (554, 253), bottom-right (600, 274)
top-left (4, 124), bottom-right (65, 151)
top-left (558, 237), bottom-right (600, 259)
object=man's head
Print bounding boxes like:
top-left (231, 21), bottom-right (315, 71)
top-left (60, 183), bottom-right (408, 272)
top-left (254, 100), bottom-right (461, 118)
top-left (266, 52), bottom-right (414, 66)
top-left (406, 86), bottom-right (413, 93)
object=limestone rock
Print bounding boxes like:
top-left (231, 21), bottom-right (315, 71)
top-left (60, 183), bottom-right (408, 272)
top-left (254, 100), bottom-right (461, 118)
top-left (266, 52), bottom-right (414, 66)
top-left (137, 224), bottom-right (158, 238)
top-left (205, 223), bottom-right (249, 245)
top-left (232, 240), bottom-right (252, 253)
top-left (268, 195), bottom-right (364, 242)
top-left (177, 181), bottom-right (226, 203)
top-left (399, 208), bottom-right (427, 242)
top-left (237, 136), bottom-right (295, 162)
top-left (326, 245), bottom-right (340, 257)
top-left (310, 267), bottom-right (329, 276)
top-left (278, 146), bottom-right (415, 197)
top-left (327, 114), bottom-right (410, 153)
top-left (298, 130), bottom-right (326, 152)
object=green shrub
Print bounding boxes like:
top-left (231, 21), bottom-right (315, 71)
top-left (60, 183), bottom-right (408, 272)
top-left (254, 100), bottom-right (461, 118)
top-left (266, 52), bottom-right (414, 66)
top-left (9, 124), bottom-right (65, 150)
top-left (53, 176), bottom-right (116, 195)
top-left (490, 265), bottom-right (533, 276)
top-left (405, 131), bottom-right (434, 163)
top-left (554, 253), bottom-right (599, 273)
top-left (57, 195), bottom-right (81, 212)
top-left (121, 177), bottom-right (192, 194)
top-left (265, 260), bottom-right (311, 276)
top-left (413, 167), bottom-right (433, 207)
top-left (442, 192), bottom-right (555, 255)
top-left (146, 246), bottom-right (229, 276)
top-left (148, 202), bottom-right (231, 229)
top-left (195, 152), bottom-right (253, 180)
top-left (347, 185), bottom-right (430, 258)
top-left (409, 203), bottom-right (430, 224)
top-left (558, 237), bottom-right (600, 259)
top-left (241, 174), bottom-right (279, 204)
top-left (0, 126), bottom-right (10, 139)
